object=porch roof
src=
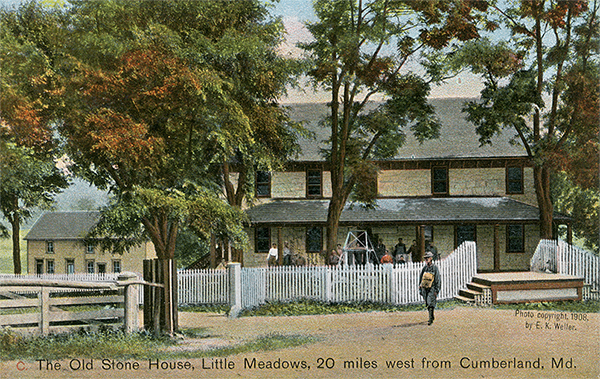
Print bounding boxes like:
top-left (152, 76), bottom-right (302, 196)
top-left (246, 197), bottom-right (570, 225)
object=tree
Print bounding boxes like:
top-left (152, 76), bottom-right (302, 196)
top-left (0, 1), bottom-right (69, 274)
top-left (49, 0), bottom-right (298, 332)
top-left (456, 0), bottom-right (598, 239)
top-left (301, 0), bottom-right (489, 256)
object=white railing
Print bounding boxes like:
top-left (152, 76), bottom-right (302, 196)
top-left (531, 239), bottom-right (599, 300)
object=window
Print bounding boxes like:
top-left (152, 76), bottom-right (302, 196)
top-left (86, 244), bottom-right (95, 254)
top-left (456, 225), bottom-right (476, 247)
top-left (35, 259), bottom-right (44, 275)
top-left (306, 170), bottom-right (322, 197)
top-left (432, 167), bottom-right (448, 195)
top-left (66, 259), bottom-right (75, 274)
top-left (112, 260), bottom-right (121, 273)
top-left (255, 227), bottom-right (271, 253)
top-left (46, 241), bottom-right (54, 254)
top-left (87, 260), bottom-right (95, 274)
top-left (256, 171), bottom-right (271, 197)
top-left (507, 224), bottom-right (525, 253)
top-left (46, 260), bottom-right (55, 274)
top-left (506, 166), bottom-right (524, 194)
top-left (97, 263), bottom-right (106, 274)
top-left (306, 227), bottom-right (323, 254)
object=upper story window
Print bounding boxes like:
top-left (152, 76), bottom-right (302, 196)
top-left (255, 227), bottom-right (271, 253)
top-left (506, 166), bottom-right (524, 194)
top-left (86, 244), bottom-right (95, 254)
top-left (507, 224), bottom-right (525, 253)
top-left (46, 241), bottom-right (54, 254)
top-left (112, 260), bottom-right (121, 273)
top-left (306, 169), bottom-right (322, 198)
top-left (432, 167), bottom-right (448, 195)
top-left (87, 260), bottom-right (95, 274)
top-left (256, 171), bottom-right (271, 198)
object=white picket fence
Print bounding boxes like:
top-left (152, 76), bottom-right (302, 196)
top-left (237, 241), bottom-right (477, 309)
top-left (531, 239), bottom-right (599, 300)
top-left (1, 242), bottom-right (477, 309)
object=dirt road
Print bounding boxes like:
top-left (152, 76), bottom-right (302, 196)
top-left (2, 306), bottom-right (598, 379)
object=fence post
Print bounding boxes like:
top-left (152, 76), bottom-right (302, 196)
top-left (39, 286), bottom-right (50, 336)
top-left (384, 263), bottom-right (394, 304)
top-left (228, 262), bottom-right (242, 318)
top-left (119, 272), bottom-right (139, 334)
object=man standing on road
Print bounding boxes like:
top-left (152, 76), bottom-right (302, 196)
top-left (419, 251), bottom-right (441, 325)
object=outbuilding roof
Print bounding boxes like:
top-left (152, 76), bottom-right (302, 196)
top-left (25, 211), bottom-right (100, 240)
top-left (246, 197), bottom-right (569, 225)
top-left (286, 98), bottom-right (528, 162)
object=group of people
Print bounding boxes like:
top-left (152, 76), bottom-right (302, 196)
top-left (266, 242), bottom-right (306, 267)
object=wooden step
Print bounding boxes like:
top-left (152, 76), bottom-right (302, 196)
top-left (467, 282), bottom-right (490, 292)
top-left (455, 295), bottom-right (475, 303)
top-left (459, 289), bottom-right (479, 299)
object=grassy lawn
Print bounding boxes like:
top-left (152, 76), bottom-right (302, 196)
top-left (0, 327), bottom-right (315, 361)
top-left (0, 229), bottom-right (28, 274)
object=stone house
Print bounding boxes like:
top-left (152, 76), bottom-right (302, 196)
top-left (238, 98), bottom-right (571, 271)
top-left (25, 211), bottom-right (156, 275)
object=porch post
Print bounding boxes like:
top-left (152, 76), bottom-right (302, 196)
top-left (418, 225), bottom-right (425, 262)
top-left (277, 227), bottom-right (283, 266)
top-left (567, 223), bottom-right (573, 245)
top-left (493, 224), bottom-right (500, 272)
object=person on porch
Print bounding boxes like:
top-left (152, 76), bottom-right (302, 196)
top-left (267, 243), bottom-right (278, 267)
top-left (419, 251), bottom-right (441, 325)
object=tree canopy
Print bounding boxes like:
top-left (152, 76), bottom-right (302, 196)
top-left (455, 0), bottom-right (599, 242)
top-left (0, 1), bottom-right (69, 274)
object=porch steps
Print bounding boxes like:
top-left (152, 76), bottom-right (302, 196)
top-left (455, 280), bottom-right (491, 304)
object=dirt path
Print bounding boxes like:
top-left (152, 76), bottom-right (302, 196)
top-left (2, 306), bottom-right (598, 379)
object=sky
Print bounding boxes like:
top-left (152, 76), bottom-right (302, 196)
top-left (271, 0), bottom-right (485, 102)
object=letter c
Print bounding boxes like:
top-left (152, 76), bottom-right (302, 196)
top-left (459, 357), bottom-right (471, 368)
top-left (17, 361), bottom-right (26, 371)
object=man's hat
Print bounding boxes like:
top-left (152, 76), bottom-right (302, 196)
top-left (424, 251), bottom-right (434, 259)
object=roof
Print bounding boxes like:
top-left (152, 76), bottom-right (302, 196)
top-left (25, 211), bottom-right (101, 240)
top-left (286, 98), bottom-right (528, 161)
top-left (246, 197), bottom-right (570, 225)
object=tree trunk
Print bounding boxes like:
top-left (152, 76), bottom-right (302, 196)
top-left (534, 165), bottom-right (554, 239)
top-left (326, 196), bottom-right (345, 257)
top-left (10, 213), bottom-right (21, 275)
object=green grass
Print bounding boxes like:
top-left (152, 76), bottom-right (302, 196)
top-left (0, 327), bottom-right (315, 361)
top-left (237, 299), bottom-right (460, 317)
top-left (0, 229), bottom-right (28, 274)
